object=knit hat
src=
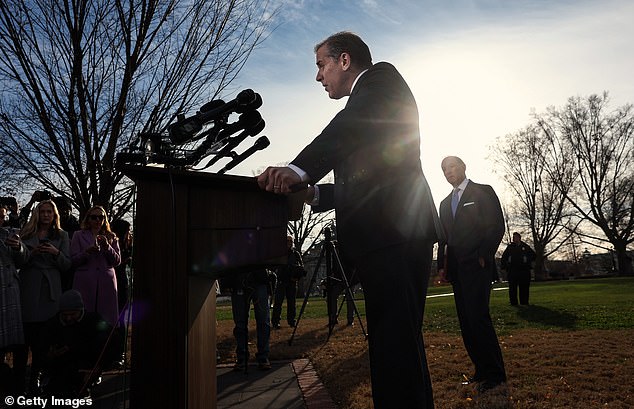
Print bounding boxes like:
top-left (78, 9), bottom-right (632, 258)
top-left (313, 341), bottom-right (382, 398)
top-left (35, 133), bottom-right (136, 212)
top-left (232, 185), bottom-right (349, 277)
top-left (59, 290), bottom-right (84, 311)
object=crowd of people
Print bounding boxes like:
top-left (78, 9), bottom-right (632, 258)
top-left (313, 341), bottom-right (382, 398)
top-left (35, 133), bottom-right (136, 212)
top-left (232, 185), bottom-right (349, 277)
top-left (1, 192), bottom-right (131, 398)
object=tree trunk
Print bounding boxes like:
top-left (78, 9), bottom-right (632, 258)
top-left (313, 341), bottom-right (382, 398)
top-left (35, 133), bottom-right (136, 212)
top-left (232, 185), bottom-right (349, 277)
top-left (533, 251), bottom-right (548, 281)
top-left (614, 242), bottom-right (634, 276)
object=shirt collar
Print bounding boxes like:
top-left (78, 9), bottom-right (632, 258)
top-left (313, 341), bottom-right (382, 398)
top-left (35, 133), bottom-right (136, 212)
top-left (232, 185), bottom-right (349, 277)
top-left (456, 178), bottom-right (469, 192)
top-left (350, 69), bottom-right (369, 94)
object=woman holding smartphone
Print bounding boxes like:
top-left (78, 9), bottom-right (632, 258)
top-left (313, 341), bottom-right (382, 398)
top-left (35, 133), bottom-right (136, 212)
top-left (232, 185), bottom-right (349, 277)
top-left (14, 199), bottom-right (71, 394)
top-left (1, 226), bottom-right (29, 394)
top-left (70, 206), bottom-right (121, 327)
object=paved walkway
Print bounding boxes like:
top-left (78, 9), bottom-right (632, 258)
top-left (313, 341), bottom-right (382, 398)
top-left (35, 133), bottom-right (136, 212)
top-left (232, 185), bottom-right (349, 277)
top-left (87, 358), bottom-right (336, 409)
top-left (217, 359), bottom-right (336, 409)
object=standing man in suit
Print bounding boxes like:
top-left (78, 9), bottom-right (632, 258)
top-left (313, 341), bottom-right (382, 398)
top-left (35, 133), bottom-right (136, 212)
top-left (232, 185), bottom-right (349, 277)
top-left (437, 156), bottom-right (507, 393)
top-left (257, 31), bottom-right (439, 408)
top-left (271, 235), bottom-right (304, 329)
top-left (501, 232), bottom-right (536, 306)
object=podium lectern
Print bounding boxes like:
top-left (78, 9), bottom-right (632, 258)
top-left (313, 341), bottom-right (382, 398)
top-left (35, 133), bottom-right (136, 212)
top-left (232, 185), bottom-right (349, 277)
top-left (121, 166), bottom-right (290, 409)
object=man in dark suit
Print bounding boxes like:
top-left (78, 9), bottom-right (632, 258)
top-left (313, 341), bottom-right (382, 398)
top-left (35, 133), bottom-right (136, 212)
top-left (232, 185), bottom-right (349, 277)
top-left (271, 235), bottom-right (304, 329)
top-left (501, 232), bottom-right (536, 306)
top-left (437, 156), bottom-right (507, 393)
top-left (257, 31), bottom-right (439, 408)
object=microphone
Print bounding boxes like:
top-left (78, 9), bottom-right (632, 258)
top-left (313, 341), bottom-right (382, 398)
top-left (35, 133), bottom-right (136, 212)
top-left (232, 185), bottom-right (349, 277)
top-left (197, 119), bottom-right (265, 170)
top-left (214, 110), bottom-right (262, 143)
top-left (168, 99), bottom-right (224, 144)
top-left (218, 136), bottom-right (270, 174)
top-left (167, 99), bottom-right (227, 145)
top-left (167, 90), bottom-right (262, 144)
top-left (235, 92), bottom-right (262, 113)
top-left (199, 99), bottom-right (225, 113)
top-left (186, 111), bottom-right (263, 166)
top-left (116, 151), bottom-right (148, 166)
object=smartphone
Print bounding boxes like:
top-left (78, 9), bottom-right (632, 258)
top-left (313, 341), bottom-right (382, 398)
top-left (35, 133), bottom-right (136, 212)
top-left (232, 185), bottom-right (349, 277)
top-left (3, 229), bottom-right (20, 247)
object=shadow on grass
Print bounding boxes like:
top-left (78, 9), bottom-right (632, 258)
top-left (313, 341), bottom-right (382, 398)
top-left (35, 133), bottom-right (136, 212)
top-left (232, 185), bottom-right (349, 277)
top-left (516, 304), bottom-right (577, 329)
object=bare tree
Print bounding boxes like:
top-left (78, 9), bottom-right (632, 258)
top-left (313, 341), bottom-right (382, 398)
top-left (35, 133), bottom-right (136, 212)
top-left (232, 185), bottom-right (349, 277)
top-left (537, 92), bottom-right (634, 275)
top-left (491, 124), bottom-right (578, 280)
top-left (0, 0), bottom-right (276, 219)
top-left (288, 204), bottom-right (335, 254)
top-left (251, 165), bottom-right (336, 254)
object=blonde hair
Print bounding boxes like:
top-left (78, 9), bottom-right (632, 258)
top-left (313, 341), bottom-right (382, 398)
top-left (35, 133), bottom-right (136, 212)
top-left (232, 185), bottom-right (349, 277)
top-left (80, 205), bottom-right (114, 239)
top-left (20, 200), bottom-right (62, 239)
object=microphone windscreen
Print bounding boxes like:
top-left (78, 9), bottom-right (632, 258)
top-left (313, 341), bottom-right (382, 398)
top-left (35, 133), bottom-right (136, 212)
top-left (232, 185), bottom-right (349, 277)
top-left (200, 99), bottom-right (225, 113)
top-left (247, 119), bottom-right (265, 136)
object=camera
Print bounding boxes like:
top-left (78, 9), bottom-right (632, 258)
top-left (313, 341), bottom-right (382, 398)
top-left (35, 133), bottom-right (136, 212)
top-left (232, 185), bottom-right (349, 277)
top-left (0, 196), bottom-right (18, 209)
top-left (35, 190), bottom-right (52, 200)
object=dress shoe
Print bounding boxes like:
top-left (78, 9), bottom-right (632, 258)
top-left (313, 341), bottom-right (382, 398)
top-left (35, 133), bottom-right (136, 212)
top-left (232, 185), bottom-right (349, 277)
top-left (233, 361), bottom-right (246, 371)
top-left (461, 374), bottom-right (482, 385)
top-left (257, 359), bottom-right (271, 370)
top-left (272, 323), bottom-right (281, 330)
top-left (476, 380), bottom-right (504, 393)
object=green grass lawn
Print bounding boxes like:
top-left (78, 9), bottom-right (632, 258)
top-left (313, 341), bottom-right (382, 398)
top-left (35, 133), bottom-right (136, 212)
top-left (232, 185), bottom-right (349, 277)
top-left (426, 277), bottom-right (634, 334)
top-left (217, 277), bottom-right (634, 334)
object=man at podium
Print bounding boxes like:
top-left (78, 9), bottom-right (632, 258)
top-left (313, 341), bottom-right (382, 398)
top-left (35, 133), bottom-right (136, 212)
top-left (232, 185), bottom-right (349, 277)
top-left (257, 31), bottom-right (439, 409)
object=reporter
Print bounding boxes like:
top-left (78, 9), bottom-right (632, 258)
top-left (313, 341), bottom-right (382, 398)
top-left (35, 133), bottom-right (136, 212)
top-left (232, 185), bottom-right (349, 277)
top-left (1, 226), bottom-right (29, 394)
top-left (71, 206), bottom-right (121, 327)
top-left (14, 199), bottom-right (71, 394)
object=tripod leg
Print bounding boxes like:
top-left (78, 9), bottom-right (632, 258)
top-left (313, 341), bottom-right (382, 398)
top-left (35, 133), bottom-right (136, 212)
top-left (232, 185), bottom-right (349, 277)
top-left (325, 243), bottom-right (337, 338)
top-left (332, 249), bottom-right (368, 339)
top-left (288, 244), bottom-right (326, 346)
top-left (326, 283), bottom-right (345, 341)
top-left (242, 291), bottom-right (250, 374)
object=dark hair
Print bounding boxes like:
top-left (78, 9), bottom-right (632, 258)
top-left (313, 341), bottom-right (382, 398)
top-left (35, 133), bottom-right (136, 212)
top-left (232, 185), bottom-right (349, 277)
top-left (52, 196), bottom-right (72, 211)
top-left (314, 31), bottom-right (372, 69)
top-left (110, 219), bottom-right (131, 240)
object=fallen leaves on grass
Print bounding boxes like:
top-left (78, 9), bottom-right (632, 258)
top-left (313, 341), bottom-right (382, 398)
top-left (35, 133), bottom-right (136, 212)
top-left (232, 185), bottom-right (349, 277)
top-left (216, 320), bottom-right (634, 408)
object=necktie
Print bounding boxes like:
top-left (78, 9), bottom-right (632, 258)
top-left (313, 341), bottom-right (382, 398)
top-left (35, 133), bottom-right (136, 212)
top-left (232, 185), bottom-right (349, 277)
top-left (451, 188), bottom-right (460, 216)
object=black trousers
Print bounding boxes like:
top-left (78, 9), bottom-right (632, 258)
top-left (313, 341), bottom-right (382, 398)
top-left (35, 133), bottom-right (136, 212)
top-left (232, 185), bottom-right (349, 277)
top-left (452, 264), bottom-right (506, 383)
top-left (327, 281), bottom-right (355, 325)
top-left (272, 280), bottom-right (297, 326)
top-left (13, 322), bottom-right (45, 394)
top-left (508, 269), bottom-right (531, 305)
top-left (355, 240), bottom-right (434, 409)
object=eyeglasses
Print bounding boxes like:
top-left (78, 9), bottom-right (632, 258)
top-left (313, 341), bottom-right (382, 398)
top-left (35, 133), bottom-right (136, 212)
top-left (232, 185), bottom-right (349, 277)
top-left (89, 214), bottom-right (105, 221)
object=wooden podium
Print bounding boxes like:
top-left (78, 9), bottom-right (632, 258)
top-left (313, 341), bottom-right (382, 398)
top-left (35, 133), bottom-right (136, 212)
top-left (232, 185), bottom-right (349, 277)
top-left (121, 165), bottom-right (292, 409)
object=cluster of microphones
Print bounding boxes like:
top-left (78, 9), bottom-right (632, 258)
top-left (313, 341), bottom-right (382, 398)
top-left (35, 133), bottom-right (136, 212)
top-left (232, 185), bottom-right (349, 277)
top-left (116, 89), bottom-right (270, 173)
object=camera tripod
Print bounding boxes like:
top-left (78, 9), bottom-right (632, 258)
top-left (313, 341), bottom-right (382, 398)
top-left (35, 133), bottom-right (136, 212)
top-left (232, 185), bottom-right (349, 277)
top-left (289, 226), bottom-right (367, 346)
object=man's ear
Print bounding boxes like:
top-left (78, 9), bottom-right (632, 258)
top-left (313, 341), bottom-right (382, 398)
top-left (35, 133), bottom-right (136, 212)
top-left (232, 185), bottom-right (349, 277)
top-left (339, 52), bottom-right (352, 71)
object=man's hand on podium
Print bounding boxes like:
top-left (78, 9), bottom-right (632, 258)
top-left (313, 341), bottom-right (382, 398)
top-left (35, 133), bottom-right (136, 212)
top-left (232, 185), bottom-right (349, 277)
top-left (256, 166), bottom-right (301, 194)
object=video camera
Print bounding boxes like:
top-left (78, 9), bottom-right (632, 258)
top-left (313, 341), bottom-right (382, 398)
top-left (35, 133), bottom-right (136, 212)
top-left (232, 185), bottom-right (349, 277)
top-left (0, 196), bottom-right (18, 209)
top-left (35, 190), bottom-right (52, 201)
top-left (116, 89), bottom-right (270, 173)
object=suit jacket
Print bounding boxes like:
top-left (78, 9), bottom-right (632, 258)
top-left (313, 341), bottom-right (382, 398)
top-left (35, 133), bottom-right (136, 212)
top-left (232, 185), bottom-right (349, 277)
top-left (292, 62), bottom-right (440, 263)
top-left (437, 180), bottom-right (504, 282)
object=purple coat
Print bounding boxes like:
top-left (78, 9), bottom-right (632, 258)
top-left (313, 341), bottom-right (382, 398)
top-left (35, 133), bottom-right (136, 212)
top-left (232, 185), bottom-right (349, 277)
top-left (71, 229), bottom-right (121, 326)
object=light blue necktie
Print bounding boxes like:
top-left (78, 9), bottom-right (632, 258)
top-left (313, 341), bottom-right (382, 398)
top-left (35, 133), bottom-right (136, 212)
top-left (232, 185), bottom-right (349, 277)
top-left (451, 188), bottom-right (460, 216)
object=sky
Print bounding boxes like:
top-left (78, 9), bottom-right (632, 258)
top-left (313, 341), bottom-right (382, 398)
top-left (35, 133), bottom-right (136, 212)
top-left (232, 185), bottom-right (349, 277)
top-left (220, 0), bottom-right (634, 207)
